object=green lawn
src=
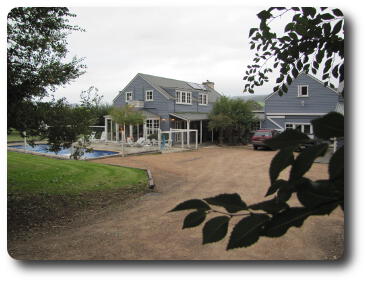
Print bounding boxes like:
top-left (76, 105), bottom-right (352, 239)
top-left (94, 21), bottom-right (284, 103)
top-left (7, 151), bottom-right (147, 194)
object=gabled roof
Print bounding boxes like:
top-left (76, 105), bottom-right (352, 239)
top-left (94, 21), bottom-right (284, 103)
top-left (264, 72), bottom-right (339, 101)
top-left (113, 73), bottom-right (222, 103)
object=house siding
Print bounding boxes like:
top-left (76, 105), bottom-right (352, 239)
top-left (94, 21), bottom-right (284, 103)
top-left (265, 73), bottom-right (338, 114)
top-left (263, 73), bottom-right (339, 131)
top-left (112, 74), bottom-right (217, 132)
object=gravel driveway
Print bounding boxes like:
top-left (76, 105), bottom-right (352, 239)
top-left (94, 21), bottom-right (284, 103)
top-left (9, 146), bottom-right (344, 260)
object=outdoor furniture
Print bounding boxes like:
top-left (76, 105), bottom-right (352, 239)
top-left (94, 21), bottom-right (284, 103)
top-left (135, 137), bottom-right (145, 147)
top-left (126, 137), bottom-right (135, 147)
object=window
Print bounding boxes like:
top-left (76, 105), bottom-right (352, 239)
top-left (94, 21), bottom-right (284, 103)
top-left (199, 93), bottom-right (208, 105)
top-left (182, 91), bottom-right (186, 103)
top-left (145, 90), bottom-right (154, 101)
top-left (285, 123), bottom-right (313, 136)
top-left (125, 92), bottom-right (133, 101)
top-left (175, 91), bottom-right (192, 104)
top-left (146, 119), bottom-right (160, 135)
top-left (298, 85), bottom-right (309, 97)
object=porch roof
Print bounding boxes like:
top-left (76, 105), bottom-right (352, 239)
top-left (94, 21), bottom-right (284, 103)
top-left (169, 112), bottom-right (209, 121)
top-left (104, 109), bottom-right (160, 120)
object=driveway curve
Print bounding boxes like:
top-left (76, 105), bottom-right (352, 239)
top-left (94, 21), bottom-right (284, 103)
top-left (9, 146), bottom-right (344, 260)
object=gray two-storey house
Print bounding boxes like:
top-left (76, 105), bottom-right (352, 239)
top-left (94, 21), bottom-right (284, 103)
top-left (260, 72), bottom-right (343, 138)
top-left (104, 73), bottom-right (221, 143)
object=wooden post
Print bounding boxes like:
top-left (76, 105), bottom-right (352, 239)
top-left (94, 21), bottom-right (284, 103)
top-left (104, 117), bottom-right (108, 141)
top-left (200, 120), bottom-right (203, 144)
top-left (187, 120), bottom-right (190, 147)
top-left (137, 124), bottom-right (139, 138)
top-left (123, 123), bottom-right (126, 142)
top-left (195, 130), bottom-right (198, 150)
top-left (211, 129), bottom-right (214, 143)
top-left (129, 124), bottom-right (133, 141)
top-left (110, 119), bottom-right (113, 141)
top-left (115, 123), bottom-right (119, 142)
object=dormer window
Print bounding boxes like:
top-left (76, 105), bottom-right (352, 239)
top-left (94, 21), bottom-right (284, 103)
top-left (199, 93), bottom-right (208, 105)
top-left (125, 92), bottom-right (133, 101)
top-left (298, 85), bottom-right (309, 97)
top-left (145, 90), bottom-right (154, 101)
top-left (176, 90), bottom-right (192, 105)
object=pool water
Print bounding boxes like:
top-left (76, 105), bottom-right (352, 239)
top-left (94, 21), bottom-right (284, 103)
top-left (8, 144), bottom-right (119, 159)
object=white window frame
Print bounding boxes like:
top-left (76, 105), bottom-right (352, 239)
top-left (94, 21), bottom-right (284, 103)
top-left (298, 85), bottom-right (309, 97)
top-left (176, 90), bottom-right (192, 105)
top-left (146, 118), bottom-right (160, 135)
top-left (145, 90), bottom-right (154, 101)
top-left (199, 93), bottom-right (208, 105)
top-left (125, 91), bottom-right (133, 102)
top-left (285, 122), bottom-right (313, 135)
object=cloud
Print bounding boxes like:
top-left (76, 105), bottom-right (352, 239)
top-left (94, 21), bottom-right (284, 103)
top-left (54, 6), bottom-right (272, 103)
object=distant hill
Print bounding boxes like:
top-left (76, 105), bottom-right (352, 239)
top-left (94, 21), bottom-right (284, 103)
top-left (232, 94), bottom-right (267, 103)
top-left (231, 94), bottom-right (267, 108)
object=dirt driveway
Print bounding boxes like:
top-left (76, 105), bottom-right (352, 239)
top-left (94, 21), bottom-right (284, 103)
top-left (9, 146), bottom-right (344, 260)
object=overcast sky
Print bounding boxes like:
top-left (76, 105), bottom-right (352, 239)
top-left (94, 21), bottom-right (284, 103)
top-left (52, 6), bottom-right (287, 104)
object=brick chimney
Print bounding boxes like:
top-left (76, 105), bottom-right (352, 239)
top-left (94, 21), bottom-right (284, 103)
top-left (202, 80), bottom-right (215, 89)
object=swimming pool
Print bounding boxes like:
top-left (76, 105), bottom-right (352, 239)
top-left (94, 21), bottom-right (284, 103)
top-left (8, 144), bottom-right (119, 159)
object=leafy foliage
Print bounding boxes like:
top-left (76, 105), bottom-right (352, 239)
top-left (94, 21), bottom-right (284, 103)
top-left (243, 7), bottom-right (344, 96)
top-left (170, 113), bottom-right (344, 250)
top-left (208, 96), bottom-right (259, 144)
top-left (109, 105), bottom-right (145, 127)
top-left (7, 7), bottom-right (86, 130)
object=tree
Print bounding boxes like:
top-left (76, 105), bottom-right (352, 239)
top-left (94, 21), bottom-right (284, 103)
top-left (243, 7), bottom-right (344, 95)
top-left (7, 7), bottom-right (86, 131)
top-left (109, 105), bottom-right (145, 128)
top-left (109, 105), bottom-right (145, 154)
top-left (170, 7), bottom-right (344, 251)
top-left (208, 97), bottom-right (258, 144)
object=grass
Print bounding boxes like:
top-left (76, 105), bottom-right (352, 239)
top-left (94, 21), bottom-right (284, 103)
top-left (8, 151), bottom-right (147, 194)
top-left (7, 151), bottom-right (149, 237)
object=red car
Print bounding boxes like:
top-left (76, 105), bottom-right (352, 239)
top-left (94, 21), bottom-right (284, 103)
top-left (251, 129), bottom-right (280, 150)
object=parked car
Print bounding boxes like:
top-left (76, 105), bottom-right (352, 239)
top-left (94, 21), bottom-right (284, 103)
top-left (251, 129), bottom-right (280, 150)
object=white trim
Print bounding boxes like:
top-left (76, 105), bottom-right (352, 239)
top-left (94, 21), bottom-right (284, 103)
top-left (285, 122), bottom-right (314, 138)
top-left (145, 90), bottom-right (154, 101)
top-left (267, 115), bottom-right (285, 119)
top-left (267, 117), bottom-right (284, 131)
top-left (297, 85), bottom-right (309, 97)
top-left (198, 93), bottom-right (208, 105)
top-left (267, 113), bottom-right (327, 116)
top-left (176, 90), bottom-right (192, 105)
top-left (125, 91), bottom-right (133, 102)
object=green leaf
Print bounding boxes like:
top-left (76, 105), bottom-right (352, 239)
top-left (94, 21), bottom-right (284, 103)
top-left (332, 8), bottom-right (344, 17)
top-left (269, 147), bottom-right (295, 183)
top-left (296, 179), bottom-right (340, 209)
top-left (249, 28), bottom-right (257, 38)
top-left (265, 179), bottom-right (288, 197)
top-left (302, 7), bottom-right (316, 18)
top-left (289, 143), bottom-right (329, 182)
top-left (257, 10), bottom-right (272, 20)
top-left (202, 216), bottom-right (230, 244)
top-left (182, 210), bottom-right (206, 229)
top-left (311, 112), bottom-right (344, 139)
top-left (320, 13), bottom-right (335, 20)
top-left (227, 214), bottom-right (270, 250)
top-left (249, 197), bottom-right (289, 214)
top-left (286, 75), bottom-right (292, 85)
top-left (332, 20), bottom-right (343, 34)
top-left (263, 207), bottom-right (311, 237)
top-left (328, 146), bottom-right (344, 180)
top-left (264, 129), bottom-right (310, 149)
top-left (204, 193), bottom-right (247, 213)
top-left (170, 199), bottom-right (210, 212)
top-left (285, 23), bottom-right (294, 32)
